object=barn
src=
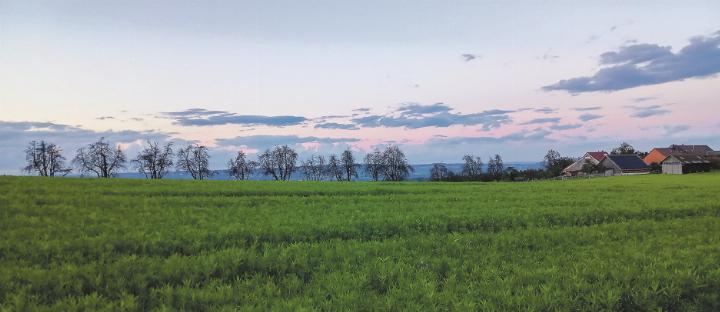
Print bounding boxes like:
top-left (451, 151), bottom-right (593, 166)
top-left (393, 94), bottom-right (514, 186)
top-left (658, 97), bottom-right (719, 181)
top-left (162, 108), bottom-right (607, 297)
top-left (643, 145), bottom-right (714, 165)
top-left (661, 154), bottom-right (711, 174)
top-left (599, 154), bottom-right (650, 175)
top-left (562, 151), bottom-right (608, 176)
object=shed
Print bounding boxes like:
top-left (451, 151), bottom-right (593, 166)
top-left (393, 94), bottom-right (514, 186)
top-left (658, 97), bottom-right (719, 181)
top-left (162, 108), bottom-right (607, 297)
top-left (661, 154), bottom-right (711, 174)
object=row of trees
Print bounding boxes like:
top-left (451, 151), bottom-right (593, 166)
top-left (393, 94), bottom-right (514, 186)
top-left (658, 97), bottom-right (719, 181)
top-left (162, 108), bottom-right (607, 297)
top-left (429, 154), bottom-right (506, 182)
top-left (23, 138), bottom-right (644, 182)
top-left (22, 138), bottom-right (413, 181)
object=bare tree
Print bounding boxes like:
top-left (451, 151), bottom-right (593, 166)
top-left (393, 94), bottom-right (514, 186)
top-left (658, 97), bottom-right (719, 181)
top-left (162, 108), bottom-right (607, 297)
top-left (327, 154), bottom-right (344, 181)
top-left (23, 140), bottom-right (71, 177)
top-left (487, 154), bottom-right (504, 181)
top-left (381, 145), bottom-right (413, 181)
top-left (176, 144), bottom-right (212, 180)
top-left (341, 148), bottom-right (358, 181)
top-left (132, 141), bottom-right (174, 179)
top-left (461, 155), bottom-right (483, 179)
top-left (364, 148), bottom-right (385, 182)
top-left (300, 154), bottom-right (326, 181)
top-left (227, 151), bottom-right (258, 180)
top-left (73, 137), bottom-right (126, 178)
top-left (258, 145), bottom-right (298, 181)
top-left (430, 163), bottom-right (449, 181)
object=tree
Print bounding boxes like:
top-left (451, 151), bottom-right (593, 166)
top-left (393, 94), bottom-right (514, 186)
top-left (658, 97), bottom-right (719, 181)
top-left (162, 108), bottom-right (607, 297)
top-left (503, 166), bottom-right (520, 181)
top-left (461, 155), bottom-right (483, 180)
top-left (327, 154), bottom-right (344, 181)
top-left (300, 154), bottom-right (326, 181)
top-left (487, 154), bottom-right (504, 181)
top-left (611, 142), bottom-right (637, 155)
top-left (381, 145), bottom-right (413, 181)
top-left (581, 161), bottom-right (603, 175)
top-left (543, 149), bottom-right (574, 177)
top-left (73, 137), bottom-right (126, 178)
top-left (258, 145), bottom-right (298, 181)
top-left (341, 148), bottom-right (358, 181)
top-left (364, 148), bottom-right (385, 182)
top-left (23, 140), bottom-right (71, 177)
top-left (227, 151), bottom-right (258, 180)
top-left (132, 141), bottom-right (173, 179)
top-left (430, 163), bottom-right (449, 181)
top-left (176, 144), bottom-right (212, 180)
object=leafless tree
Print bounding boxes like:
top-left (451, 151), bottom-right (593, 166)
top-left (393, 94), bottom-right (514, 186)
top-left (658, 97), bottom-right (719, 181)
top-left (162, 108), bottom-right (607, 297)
top-left (364, 148), bottom-right (385, 181)
top-left (430, 163), bottom-right (449, 181)
top-left (23, 140), bottom-right (71, 176)
top-left (72, 137), bottom-right (126, 178)
top-left (461, 155), bottom-right (483, 179)
top-left (258, 145), bottom-right (298, 181)
top-left (176, 144), bottom-right (213, 180)
top-left (228, 151), bottom-right (258, 180)
top-left (132, 141), bottom-right (174, 179)
top-left (487, 154), bottom-right (504, 181)
top-left (301, 154), bottom-right (326, 181)
top-left (381, 145), bottom-right (413, 181)
top-left (327, 154), bottom-right (344, 181)
top-left (341, 148), bottom-right (358, 181)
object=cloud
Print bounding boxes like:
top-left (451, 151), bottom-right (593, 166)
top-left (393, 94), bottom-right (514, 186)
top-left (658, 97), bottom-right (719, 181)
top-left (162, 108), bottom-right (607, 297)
top-left (626, 105), bottom-right (670, 118)
top-left (215, 135), bottom-right (360, 149)
top-left (534, 107), bottom-right (557, 114)
top-left (544, 31), bottom-right (720, 93)
top-left (461, 54), bottom-right (478, 62)
top-left (579, 114), bottom-right (603, 122)
top-left (351, 104), bottom-right (513, 130)
top-left (632, 96), bottom-right (657, 102)
top-left (574, 107), bottom-right (601, 111)
top-left (396, 102), bottom-right (452, 116)
top-left (663, 125), bottom-right (690, 136)
top-left (96, 116), bottom-right (115, 120)
top-left (163, 108), bottom-right (307, 127)
top-left (314, 122), bottom-right (359, 130)
top-left (550, 124), bottom-right (583, 130)
top-left (537, 53), bottom-right (559, 61)
top-left (425, 129), bottom-right (554, 146)
top-left (352, 108), bottom-right (370, 112)
top-left (519, 117), bottom-right (561, 125)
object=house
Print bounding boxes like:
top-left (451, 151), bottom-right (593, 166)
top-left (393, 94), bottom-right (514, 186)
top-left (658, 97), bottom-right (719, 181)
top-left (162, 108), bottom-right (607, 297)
top-left (661, 154), bottom-right (712, 174)
top-left (562, 151), bottom-right (608, 176)
top-left (599, 154), bottom-right (650, 175)
top-left (643, 145), bottom-right (714, 165)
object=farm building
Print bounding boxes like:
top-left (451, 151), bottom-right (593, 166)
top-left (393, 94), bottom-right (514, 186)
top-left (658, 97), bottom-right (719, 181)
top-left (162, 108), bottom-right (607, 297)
top-left (562, 151), bottom-right (608, 176)
top-left (599, 154), bottom-right (650, 175)
top-left (661, 154), bottom-right (712, 174)
top-left (643, 145), bottom-right (714, 165)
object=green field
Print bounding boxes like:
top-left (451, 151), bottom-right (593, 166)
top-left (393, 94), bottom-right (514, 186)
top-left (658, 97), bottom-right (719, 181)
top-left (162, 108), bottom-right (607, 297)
top-left (1, 174), bottom-right (720, 311)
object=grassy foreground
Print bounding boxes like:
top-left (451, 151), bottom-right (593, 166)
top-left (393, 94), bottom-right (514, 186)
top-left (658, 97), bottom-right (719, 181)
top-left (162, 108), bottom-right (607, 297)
top-left (1, 174), bottom-right (720, 311)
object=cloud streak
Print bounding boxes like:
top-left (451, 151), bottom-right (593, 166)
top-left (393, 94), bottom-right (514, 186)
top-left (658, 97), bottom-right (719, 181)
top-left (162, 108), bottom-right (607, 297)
top-left (626, 105), bottom-right (670, 118)
top-left (578, 114), bottom-right (603, 122)
top-left (163, 108), bottom-right (307, 127)
top-left (215, 135), bottom-right (360, 148)
top-left (543, 31), bottom-right (720, 93)
top-left (352, 104), bottom-right (513, 130)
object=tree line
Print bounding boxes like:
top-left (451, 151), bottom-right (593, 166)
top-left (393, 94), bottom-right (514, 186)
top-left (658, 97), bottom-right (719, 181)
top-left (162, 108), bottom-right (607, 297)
top-left (21, 138), bottom-right (412, 181)
top-left (22, 138), bottom-right (645, 181)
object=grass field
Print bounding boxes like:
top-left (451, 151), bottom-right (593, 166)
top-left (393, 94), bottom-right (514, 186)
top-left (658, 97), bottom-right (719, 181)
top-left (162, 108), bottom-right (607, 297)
top-left (1, 174), bottom-right (720, 311)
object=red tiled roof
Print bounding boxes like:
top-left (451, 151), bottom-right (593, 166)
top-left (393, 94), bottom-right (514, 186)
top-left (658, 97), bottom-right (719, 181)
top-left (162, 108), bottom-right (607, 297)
top-left (587, 151), bottom-right (608, 162)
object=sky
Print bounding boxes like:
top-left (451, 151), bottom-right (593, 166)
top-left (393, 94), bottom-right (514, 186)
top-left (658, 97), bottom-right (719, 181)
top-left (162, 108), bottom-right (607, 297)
top-left (1, 0), bottom-right (720, 173)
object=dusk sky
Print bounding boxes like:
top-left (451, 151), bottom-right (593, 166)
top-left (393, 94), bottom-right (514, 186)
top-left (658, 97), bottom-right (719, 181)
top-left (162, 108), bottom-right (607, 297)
top-left (1, 0), bottom-right (719, 173)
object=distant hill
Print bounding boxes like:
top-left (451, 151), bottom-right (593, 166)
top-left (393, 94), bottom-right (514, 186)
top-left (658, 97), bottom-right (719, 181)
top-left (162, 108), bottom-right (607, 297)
top-left (114, 162), bottom-right (544, 181)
